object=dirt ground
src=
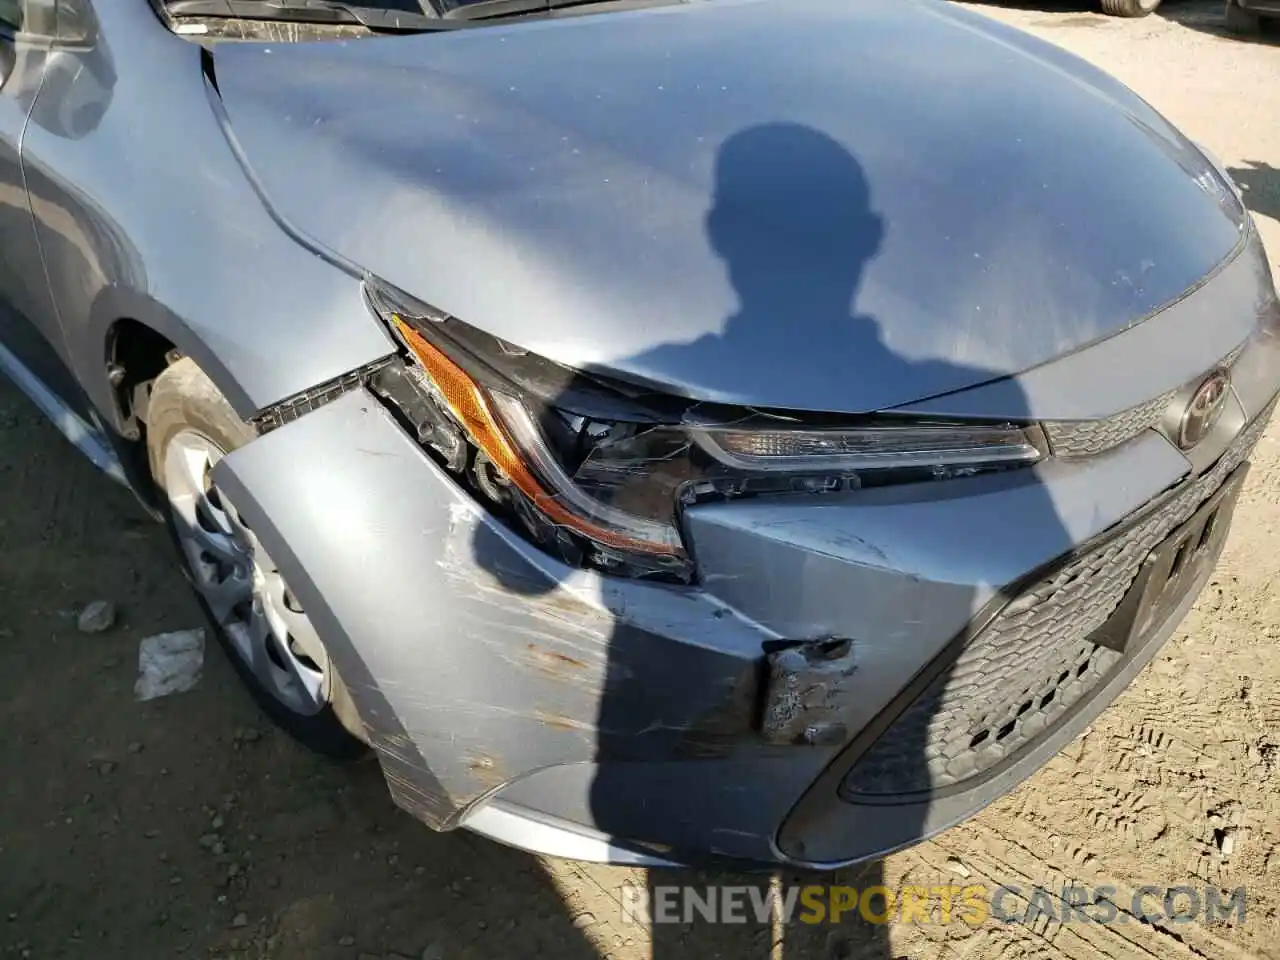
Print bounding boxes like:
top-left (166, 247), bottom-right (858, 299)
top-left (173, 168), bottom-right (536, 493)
top-left (4, 3), bottom-right (1280, 959)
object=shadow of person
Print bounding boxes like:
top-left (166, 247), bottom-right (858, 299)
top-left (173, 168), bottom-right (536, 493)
top-left (1227, 161), bottom-right (1280, 224)
top-left (631, 123), bottom-right (946, 414)
top-left (474, 122), bottom-right (1061, 959)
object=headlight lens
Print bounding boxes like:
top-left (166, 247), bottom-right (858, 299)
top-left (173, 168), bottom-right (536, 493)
top-left (368, 282), bottom-right (1044, 581)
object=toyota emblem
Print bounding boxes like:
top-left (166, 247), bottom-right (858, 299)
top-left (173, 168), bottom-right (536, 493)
top-left (1178, 369), bottom-right (1231, 450)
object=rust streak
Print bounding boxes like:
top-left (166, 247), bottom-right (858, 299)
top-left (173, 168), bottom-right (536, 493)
top-left (527, 643), bottom-right (589, 670)
top-left (534, 710), bottom-right (594, 733)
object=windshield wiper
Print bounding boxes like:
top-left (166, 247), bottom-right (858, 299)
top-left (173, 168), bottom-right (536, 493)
top-left (166, 0), bottom-right (472, 32)
top-left (441, 0), bottom-right (683, 22)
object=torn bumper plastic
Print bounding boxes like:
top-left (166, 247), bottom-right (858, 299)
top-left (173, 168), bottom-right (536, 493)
top-left (212, 388), bottom-right (830, 864)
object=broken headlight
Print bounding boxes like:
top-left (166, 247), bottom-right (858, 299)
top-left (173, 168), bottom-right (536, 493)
top-left (366, 281), bottom-right (1045, 582)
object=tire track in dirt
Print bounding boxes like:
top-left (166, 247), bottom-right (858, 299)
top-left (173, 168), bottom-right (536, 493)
top-left (894, 818), bottom-right (1260, 960)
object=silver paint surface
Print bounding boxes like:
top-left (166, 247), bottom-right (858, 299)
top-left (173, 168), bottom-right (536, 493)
top-left (212, 0), bottom-right (1244, 413)
top-left (0, 0), bottom-right (1276, 869)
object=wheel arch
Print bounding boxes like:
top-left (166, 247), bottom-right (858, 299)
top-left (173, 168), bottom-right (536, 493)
top-left (83, 293), bottom-right (258, 510)
top-left (89, 287), bottom-right (258, 442)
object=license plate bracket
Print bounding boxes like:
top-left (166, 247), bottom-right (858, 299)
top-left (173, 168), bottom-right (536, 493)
top-left (1089, 464), bottom-right (1249, 654)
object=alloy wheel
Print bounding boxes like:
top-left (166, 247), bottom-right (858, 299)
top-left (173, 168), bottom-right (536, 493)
top-left (163, 430), bottom-right (328, 716)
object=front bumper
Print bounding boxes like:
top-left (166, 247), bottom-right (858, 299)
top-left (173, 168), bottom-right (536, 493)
top-left (212, 392), bottom-right (1273, 869)
top-left (211, 267), bottom-right (1280, 869)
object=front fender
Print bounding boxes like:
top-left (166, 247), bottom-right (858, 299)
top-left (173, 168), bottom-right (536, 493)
top-left (19, 1), bottom-right (395, 433)
top-left (209, 388), bottom-right (784, 843)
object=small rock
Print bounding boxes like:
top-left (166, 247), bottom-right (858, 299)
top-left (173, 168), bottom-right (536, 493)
top-left (572, 913), bottom-right (596, 930)
top-left (337, 935), bottom-right (356, 947)
top-left (421, 945), bottom-right (445, 960)
top-left (127, 742), bottom-right (143, 754)
top-left (198, 833), bottom-right (219, 850)
top-left (144, 829), bottom-right (159, 839)
top-left (235, 727), bottom-right (262, 744)
top-left (98, 761), bottom-right (116, 776)
top-left (946, 856), bottom-right (971, 878)
top-left (212, 842), bottom-right (227, 856)
top-left (134, 629), bottom-right (205, 701)
top-left (229, 912), bottom-right (248, 929)
top-left (77, 600), bottom-right (117, 634)
top-left (227, 864), bottom-right (240, 878)
top-left (211, 814), bottom-right (225, 830)
top-left (1136, 813), bottom-right (1167, 844)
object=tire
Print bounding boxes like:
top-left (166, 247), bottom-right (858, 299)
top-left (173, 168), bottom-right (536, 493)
top-left (1225, 0), bottom-right (1262, 33)
top-left (1101, 0), bottom-right (1162, 15)
top-left (147, 357), bottom-right (367, 759)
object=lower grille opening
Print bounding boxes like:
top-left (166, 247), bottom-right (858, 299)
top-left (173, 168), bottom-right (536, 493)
top-left (840, 401), bottom-right (1272, 803)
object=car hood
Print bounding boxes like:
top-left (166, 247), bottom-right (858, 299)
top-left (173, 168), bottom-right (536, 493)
top-left (211, 0), bottom-right (1246, 414)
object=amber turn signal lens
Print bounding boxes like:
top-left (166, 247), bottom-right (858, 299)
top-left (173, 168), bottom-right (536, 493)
top-left (391, 316), bottom-right (677, 556)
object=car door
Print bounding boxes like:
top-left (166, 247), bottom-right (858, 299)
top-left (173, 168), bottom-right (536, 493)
top-left (0, 0), bottom-right (94, 420)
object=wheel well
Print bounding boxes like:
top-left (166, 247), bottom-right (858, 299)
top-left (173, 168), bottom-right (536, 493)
top-left (104, 319), bottom-right (178, 510)
top-left (107, 318), bottom-right (177, 438)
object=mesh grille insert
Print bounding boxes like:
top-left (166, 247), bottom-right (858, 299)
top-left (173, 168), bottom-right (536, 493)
top-left (841, 402), bottom-right (1272, 801)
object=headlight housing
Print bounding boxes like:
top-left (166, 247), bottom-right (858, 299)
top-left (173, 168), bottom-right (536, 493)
top-left (366, 280), bottom-right (1045, 582)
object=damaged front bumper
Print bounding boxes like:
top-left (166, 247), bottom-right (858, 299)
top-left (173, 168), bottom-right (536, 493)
top-left (211, 342), bottom-right (1278, 867)
top-left (213, 387), bottom-right (822, 865)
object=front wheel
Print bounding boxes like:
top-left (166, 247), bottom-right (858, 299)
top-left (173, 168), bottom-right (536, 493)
top-left (147, 357), bottom-right (367, 759)
top-left (1101, 0), bottom-right (1162, 15)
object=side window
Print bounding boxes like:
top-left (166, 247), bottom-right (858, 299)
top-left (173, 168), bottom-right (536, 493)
top-left (0, 0), bottom-right (23, 32)
top-left (0, 1), bottom-right (66, 40)
top-left (56, 0), bottom-right (96, 43)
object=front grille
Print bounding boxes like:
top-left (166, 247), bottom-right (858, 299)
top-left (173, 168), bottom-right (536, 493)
top-left (1042, 340), bottom-right (1249, 459)
top-left (841, 402), bottom-right (1273, 800)
top-left (1043, 391), bottom-right (1175, 458)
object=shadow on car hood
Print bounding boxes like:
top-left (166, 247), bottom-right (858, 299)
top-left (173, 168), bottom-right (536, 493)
top-left (211, 0), bottom-right (1245, 414)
